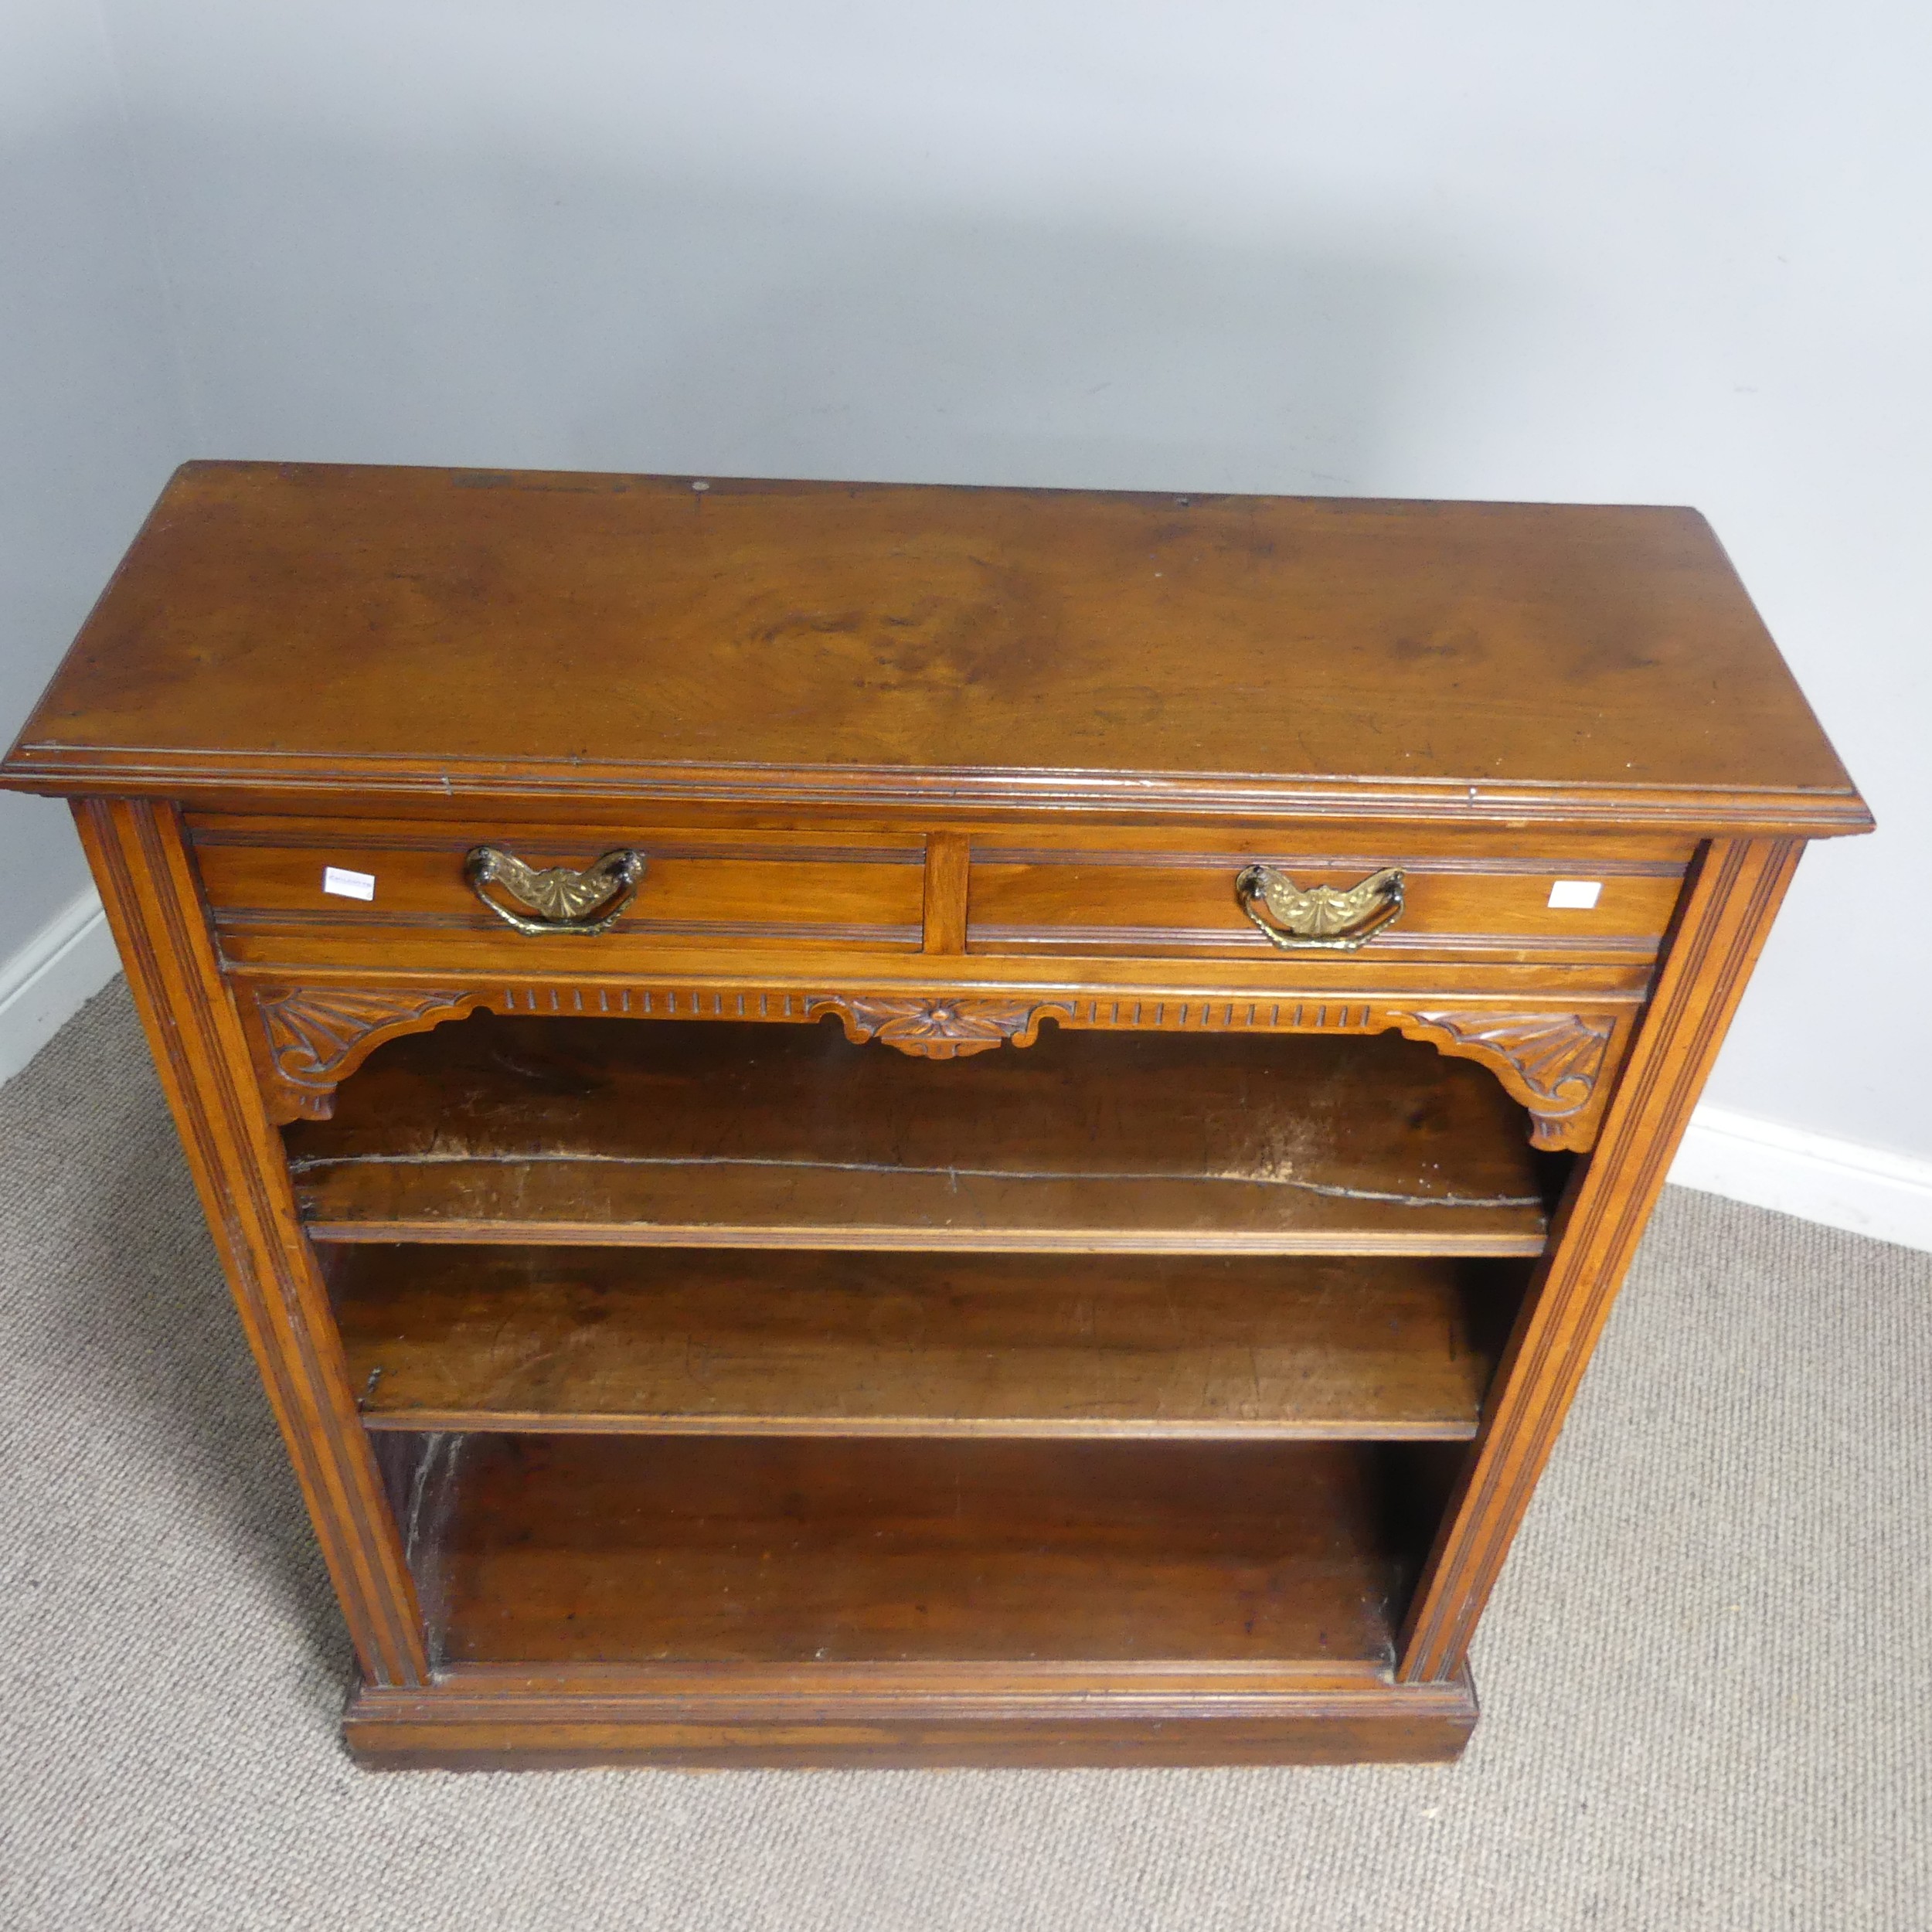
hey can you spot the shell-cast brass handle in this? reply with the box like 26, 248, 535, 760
464, 846, 646, 936
1234, 864, 1405, 951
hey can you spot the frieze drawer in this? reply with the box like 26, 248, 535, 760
965, 838, 1695, 965
188, 815, 929, 964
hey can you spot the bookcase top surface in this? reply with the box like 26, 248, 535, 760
2, 461, 1867, 831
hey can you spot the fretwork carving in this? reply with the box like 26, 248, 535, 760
236, 978, 1628, 1146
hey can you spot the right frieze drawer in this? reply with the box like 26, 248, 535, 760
962, 834, 1694, 966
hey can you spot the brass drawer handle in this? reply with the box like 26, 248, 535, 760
1233, 864, 1405, 951
464, 846, 646, 935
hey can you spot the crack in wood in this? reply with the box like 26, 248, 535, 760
284, 1148, 1541, 1209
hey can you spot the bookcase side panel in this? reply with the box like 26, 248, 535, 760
1398, 835, 1804, 1682
76, 798, 428, 1686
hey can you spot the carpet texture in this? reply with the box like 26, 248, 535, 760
2, 982, 1927, 1930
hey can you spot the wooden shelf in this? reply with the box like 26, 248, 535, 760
403, 1433, 1440, 1668
289, 1015, 1549, 1253
335, 1246, 1521, 1440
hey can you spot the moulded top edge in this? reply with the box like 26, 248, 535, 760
0, 742, 1876, 838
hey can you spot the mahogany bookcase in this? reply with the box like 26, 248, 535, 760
1, 464, 1869, 1766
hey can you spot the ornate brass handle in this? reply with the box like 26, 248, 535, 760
1233, 864, 1405, 951
464, 846, 646, 936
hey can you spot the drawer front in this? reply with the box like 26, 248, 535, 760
188, 816, 927, 957
968, 841, 1693, 965
196, 813, 1675, 1155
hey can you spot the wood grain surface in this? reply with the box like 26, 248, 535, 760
342, 1665, 1481, 1769
1399, 836, 1806, 1681
287, 1015, 1554, 1252
3, 463, 1869, 832
332, 1245, 1524, 1438
73, 801, 428, 1685
192, 818, 928, 952
968, 850, 1685, 964
182, 808, 1685, 967
413, 1434, 1430, 1668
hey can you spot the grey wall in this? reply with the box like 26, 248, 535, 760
6, 1, 1927, 1157
0, 0, 194, 937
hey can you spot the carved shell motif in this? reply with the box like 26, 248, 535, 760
810, 995, 1073, 1060
1394, 1009, 1615, 1141
1421, 1013, 1609, 1108
257, 987, 471, 1090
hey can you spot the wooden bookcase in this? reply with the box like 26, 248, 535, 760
2, 464, 1869, 1766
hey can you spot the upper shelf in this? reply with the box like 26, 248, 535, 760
287, 1015, 1553, 1253
2, 463, 1868, 835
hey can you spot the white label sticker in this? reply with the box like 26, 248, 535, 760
322, 866, 376, 902
1547, 879, 1602, 910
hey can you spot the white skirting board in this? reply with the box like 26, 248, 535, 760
1667, 1106, 1932, 1255
0, 891, 1925, 1253
0, 888, 121, 1090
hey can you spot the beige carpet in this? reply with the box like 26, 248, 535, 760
2, 982, 1927, 1930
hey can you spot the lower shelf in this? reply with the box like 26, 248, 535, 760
362, 1430, 1470, 1767
392, 1432, 1453, 1671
